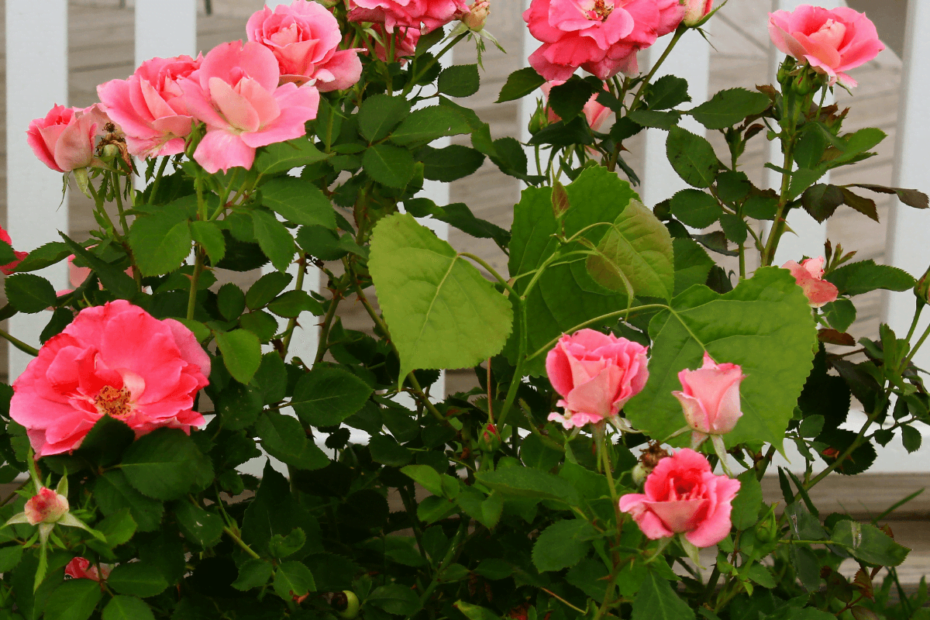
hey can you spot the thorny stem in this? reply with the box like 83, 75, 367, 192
223, 526, 261, 560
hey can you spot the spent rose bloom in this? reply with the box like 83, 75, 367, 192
247, 1, 362, 91
348, 0, 470, 34
97, 54, 202, 158
180, 41, 320, 173
523, 0, 684, 82
372, 24, 420, 63
672, 352, 745, 447
768, 6, 884, 88
546, 329, 649, 430
11, 300, 211, 457
540, 81, 612, 131
0, 226, 28, 276
782, 256, 839, 308
682, 0, 713, 27
65, 557, 110, 581
619, 449, 740, 548
27, 104, 101, 173
24, 487, 70, 526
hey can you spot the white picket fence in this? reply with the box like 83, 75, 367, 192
5, 0, 929, 470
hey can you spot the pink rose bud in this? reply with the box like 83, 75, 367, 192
24, 487, 70, 526
768, 6, 884, 88
619, 449, 740, 548
0, 225, 28, 276
682, 0, 713, 27
26, 104, 100, 173
672, 352, 745, 447
349, 0, 471, 35
782, 256, 839, 308
462, 0, 490, 30
65, 557, 109, 581
546, 329, 649, 430
540, 81, 612, 132
477, 423, 501, 453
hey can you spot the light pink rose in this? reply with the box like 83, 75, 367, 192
372, 24, 420, 63
782, 256, 839, 308
523, 0, 682, 81
180, 41, 320, 174
348, 0, 470, 34
247, 1, 362, 91
546, 329, 649, 430
672, 352, 745, 447
0, 226, 28, 276
11, 300, 211, 457
461, 0, 489, 31
65, 557, 110, 581
27, 104, 101, 172
97, 55, 202, 158
24, 487, 70, 526
768, 6, 884, 88
540, 81, 612, 131
682, 0, 713, 27
619, 448, 740, 548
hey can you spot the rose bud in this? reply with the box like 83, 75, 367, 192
462, 0, 490, 31
672, 352, 745, 449
477, 423, 501, 453
24, 487, 69, 526
782, 256, 839, 308
682, 0, 713, 27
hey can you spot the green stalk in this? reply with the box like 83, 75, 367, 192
147, 156, 170, 200
0, 329, 39, 357
280, 252, 309, 359
629, 25, 687, 111
186, 250, 205, 321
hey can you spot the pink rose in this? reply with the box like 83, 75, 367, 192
682, 0, 713, 27
523, 0, 681, 81
372, 24, 420, 63
27, 104, 101, 173
180, 41, 320, 174
768, 6, 884, 88
782, 256, 839, 308
247, 1, 362, 91
11, 300, 211, 457
24, 487, 70, 526
546, 329, 649, 430
540, 81, 612, 132
672, 352, 745, 447
619, 449, 740, 548
348, 0, 470, 34
0, 226, 28, 276
97, 55, 202, 158
65, 557, 110, 581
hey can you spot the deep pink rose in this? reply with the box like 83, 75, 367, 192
546, 329, 649, 430
372, 24, 420, 63
11, 300, 211, 457
782, 256, 839, 308
523, 0, 681, 81
540, 81, 612, 131
672, 352, 745, 446
97, 55, 202, 158
682, 0, 713, 27
768, 6, 883, 88
24, 487, 70, 526
348, 0, 470, 34
27, 104, 101, 172
65, 557, 109, 581
247, 0, 362, 91
619, 449, 740, 547
181, 41, 320, 174
0, 226, 28, 276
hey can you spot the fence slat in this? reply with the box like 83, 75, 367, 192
885, 0, 930, 368
135, 0, 197, 66
6, 0, 69, 381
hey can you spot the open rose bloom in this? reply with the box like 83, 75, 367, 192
10, 300, 210, 457
782, 256, 839, 308
619, 449, 740, 548
768, 5, 884, 88
546, 329, 649, 430
349, 0, 470, 33
27, 105, 102, 173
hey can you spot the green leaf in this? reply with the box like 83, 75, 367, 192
626, 268, 817, 449
823, 298, 857, 333
671, 189, 721, 228
291, 366, 373, 427
455, 602, 502, 620
666, 127, 719, 188
363, 144, 416, 189
0, 545, 24, 572
368, 584, 421, 616
255, 411, 329, 470
121, 428, 214, 501
190, 221, 226, 264
297, 225, 367, 261
59, 233, 137, 299
128, 207, 192, 276
632, 571, 696, 620
232, 559, 274, 591
548, 77, 596, 121
43, 579, 103, 620
260, 177, 336, 228
95, 508, 137, 547
358, 94, 411, 142
497, 67, 545, 103
902, 426, 922, 453
476, 467, 580, 506
215, 329, 263, 384
267, 290, 323, 319
369, 213, 513, 381
831, 521, 909, 566
102, 596, 155, 620
532, 519, 598, 572
390, 106, 471, 146
13, 241, 70, 273
826, 260, 915, 296
107, 562, 170, 597
217, 283, 246, 320
731, 471, 763, 530
94, 470, 164, 532
646, 75, 691, 110
404, 198, 508, 247
173, 501, 223, 548
250, 209, 295, 272
743, 563, 776, 588
629, 110, 680, 130
401, 464, 445, 496
418, 144, 486, 182
673, 238, 714, 295
438, 64, 480, 98
690, 88, 771, 129
585, 198, 675, 300
216, 381, 263, 430
5, 274, 57, 314
255, 139, 330, 176
246, 272, 292, 309
368, 434, 413, 467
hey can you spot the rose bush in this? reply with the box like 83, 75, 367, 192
0, 2, 925, 619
